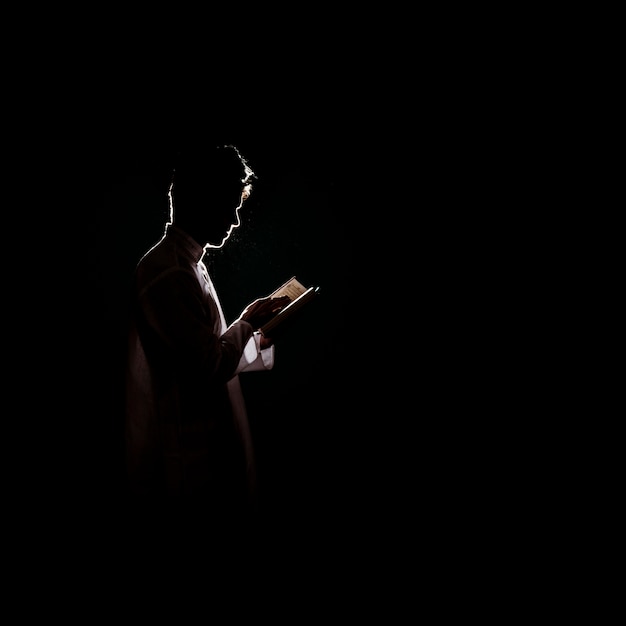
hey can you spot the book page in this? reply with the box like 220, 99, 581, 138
269, 276, 307, 302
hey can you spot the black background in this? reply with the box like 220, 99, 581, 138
4, 16, 548, 581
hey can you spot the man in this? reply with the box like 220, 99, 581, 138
124, 143, 289, 514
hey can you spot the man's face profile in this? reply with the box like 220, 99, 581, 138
207, 177, 253, 249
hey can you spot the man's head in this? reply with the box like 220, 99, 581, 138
169, 144, 256, 248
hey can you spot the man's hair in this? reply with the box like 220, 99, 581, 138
171, 144, 255, 196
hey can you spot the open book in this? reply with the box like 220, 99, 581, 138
260, 276, 320, 336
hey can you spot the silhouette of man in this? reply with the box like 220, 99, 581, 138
124, 143, 289, 515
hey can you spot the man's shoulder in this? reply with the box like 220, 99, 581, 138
136, 238, 197, 289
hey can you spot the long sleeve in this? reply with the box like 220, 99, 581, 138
235, 332, 275, 374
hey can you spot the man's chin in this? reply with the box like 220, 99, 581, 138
205, 233, 231, 249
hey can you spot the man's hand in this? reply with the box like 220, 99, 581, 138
237, 295, 290, 331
